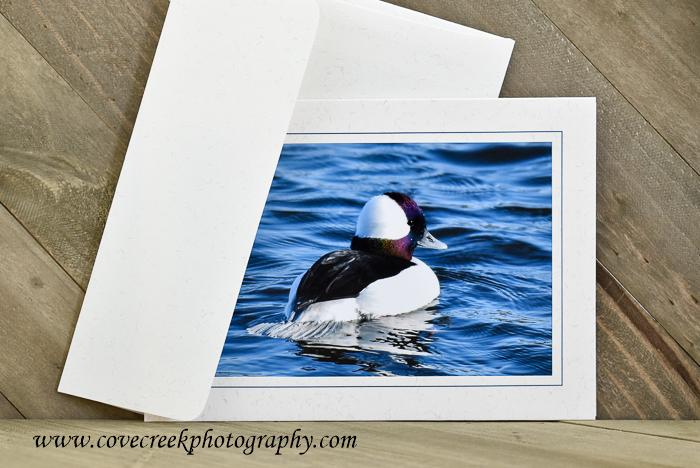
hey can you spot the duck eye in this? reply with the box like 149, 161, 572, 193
408, 219, 414, 226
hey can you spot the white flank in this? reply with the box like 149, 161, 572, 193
356, 258, 440, 317
285, 273, 361, 322
293, 298, 361, 322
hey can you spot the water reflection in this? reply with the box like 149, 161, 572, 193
249, 304, 441, 362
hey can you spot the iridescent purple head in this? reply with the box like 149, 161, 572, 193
350, 192, 447, 260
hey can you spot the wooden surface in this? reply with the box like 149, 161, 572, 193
0, 205, 136, 420
0, 0, 697, 420
536, 0, 700, 170
0, 421, 698, 467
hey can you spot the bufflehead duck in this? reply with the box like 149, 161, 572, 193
285, 192, 447, 322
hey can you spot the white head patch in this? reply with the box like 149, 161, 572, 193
355, 195, 409, 240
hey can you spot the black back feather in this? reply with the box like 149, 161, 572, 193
294, 250, 415, 314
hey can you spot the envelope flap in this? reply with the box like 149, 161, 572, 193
59, 0, 320, 419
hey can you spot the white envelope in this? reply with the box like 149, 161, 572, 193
59, 0, 514, 420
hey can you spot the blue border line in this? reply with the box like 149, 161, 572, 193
216, 131, 564, 389
561, 130, 564, 386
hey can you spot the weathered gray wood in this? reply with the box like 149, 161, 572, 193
391, 0, 700, 373
0, 204, 137, 418
0, 0, 168, 143
534, 0, 700, 172
0, 392, 22, 419
0, 12, 125, 288
0, 421, 698, 467
0, 10, 136, 418
596, 263, 699, 419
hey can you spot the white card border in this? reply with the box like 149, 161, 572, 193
150, 98, 595, 421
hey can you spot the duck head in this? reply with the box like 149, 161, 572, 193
350, 192, 447, 260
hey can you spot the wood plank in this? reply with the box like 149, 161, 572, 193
596, 263, 699, 419
0, 10, 134, 418
0, 12, 125, 288
0, 392, 23, 419
567, 420, 700, 443
534, 0, 700, 172
0, 421, 698, 467
0, 0, 168, 143
0, 204, 138, 418
390, 0, 700, 372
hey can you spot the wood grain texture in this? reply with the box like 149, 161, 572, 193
534, 0, 700, 172
0, 421, 698, 467
0, 393, 22, 419
0, 12, 126, 288
391, 0, 700, 374
596, 263, 699, 419
0, 205, 137, 419
0, 0, 168, 143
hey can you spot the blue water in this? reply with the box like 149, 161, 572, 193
217, 142, 552, 377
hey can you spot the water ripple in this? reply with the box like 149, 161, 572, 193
218, 142, 552, 377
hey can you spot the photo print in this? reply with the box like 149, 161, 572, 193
217, 141, 553, 378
